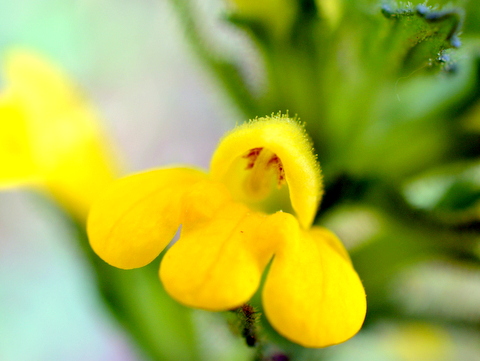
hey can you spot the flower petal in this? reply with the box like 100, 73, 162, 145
0, 93, 38, 188
160, 181, 276, 310
88, 167, 207, 269
210, 114, 322, 229
262, 212, 366, 348
4, 49, 119, 218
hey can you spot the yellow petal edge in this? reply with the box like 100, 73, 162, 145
161, 181, 277, 310
262, 212, 367, 347
88, 167, 207, 269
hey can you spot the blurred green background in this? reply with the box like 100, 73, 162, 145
3, 0, 480, 360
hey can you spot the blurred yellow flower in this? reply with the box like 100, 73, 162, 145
88, 114, 366, 347
0, 50, 118, 220
384, 322, 454, 361
316, 0, 343, 28
227, 0, 298, 39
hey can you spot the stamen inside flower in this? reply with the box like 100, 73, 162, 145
217, 146, 292, 215
242, 147, 286, 201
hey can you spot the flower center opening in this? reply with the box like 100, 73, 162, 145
217, 146, 293, 215
242, 147, 286, 200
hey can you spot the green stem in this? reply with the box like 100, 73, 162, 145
168, 0, 259, 118
233, 304, 261, 349
69, 218, 201, 361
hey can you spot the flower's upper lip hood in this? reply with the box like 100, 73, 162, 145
210, 115, 323, 229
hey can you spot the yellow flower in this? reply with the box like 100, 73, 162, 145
0, 50, 118, 219
87, 114, 366, 347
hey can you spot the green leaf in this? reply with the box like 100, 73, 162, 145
381, 3, 463, 74
403, 161, 480, 224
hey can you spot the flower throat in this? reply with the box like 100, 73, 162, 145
242, 147, 286, 201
